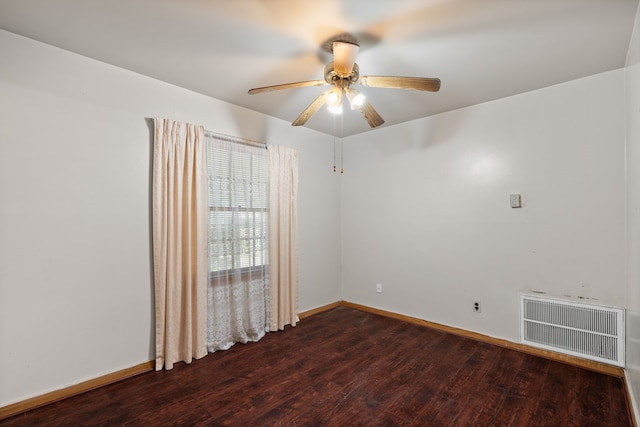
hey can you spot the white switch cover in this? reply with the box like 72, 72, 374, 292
510, 194, 522, 208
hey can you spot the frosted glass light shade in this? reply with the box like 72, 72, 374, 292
325, 87, 343, 114
346, 89, 365, 109
332, 41, 359, 77
325, 87, 342, 107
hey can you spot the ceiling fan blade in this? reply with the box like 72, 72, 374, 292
359, 100, 385, 128
248, 80, 326, 95
292, 93, 327, 126
358, 76, 441, 92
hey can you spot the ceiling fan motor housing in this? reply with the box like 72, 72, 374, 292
324, 62, 359, 86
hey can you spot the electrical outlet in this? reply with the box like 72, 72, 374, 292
473, 301, 481, 313
376, 283, 382, 293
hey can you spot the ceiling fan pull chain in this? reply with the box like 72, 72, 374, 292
340, 113, 344, 174
332, 135, 336, 172
333, 114, 337, 173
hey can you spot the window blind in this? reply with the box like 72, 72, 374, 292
206, 134, 268, 274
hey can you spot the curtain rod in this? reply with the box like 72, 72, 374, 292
205, 130, 267, 150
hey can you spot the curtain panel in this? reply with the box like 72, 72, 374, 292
268, 145, 300, 330
152, 118, 208, 370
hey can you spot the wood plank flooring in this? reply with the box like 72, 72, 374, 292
1, 306, 633, 426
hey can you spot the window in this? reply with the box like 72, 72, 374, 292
206, 134, 268, 275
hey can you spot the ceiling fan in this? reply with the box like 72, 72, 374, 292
248, 39, 441, 129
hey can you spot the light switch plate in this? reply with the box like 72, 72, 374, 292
510, 193, 522, 208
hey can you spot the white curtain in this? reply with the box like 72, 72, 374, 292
206, 134, 270, 351
268, 145, 300, 330
152, 118, 208, 370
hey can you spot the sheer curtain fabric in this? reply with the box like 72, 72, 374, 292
152, 118, 208, 370
268, 145, 300, 330
206, 134, 270, 351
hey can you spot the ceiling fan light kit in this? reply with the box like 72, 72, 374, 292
326, 86, 343, 107
345, 88, 365, 110
248, 37, 441, 128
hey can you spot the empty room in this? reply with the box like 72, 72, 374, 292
1, 0, 639, 425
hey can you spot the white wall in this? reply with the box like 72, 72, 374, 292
0, 29, 341, 407
341, 70, 626, 343
625, 3, 640, 420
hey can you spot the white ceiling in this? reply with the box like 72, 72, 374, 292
0, 0, 637, 137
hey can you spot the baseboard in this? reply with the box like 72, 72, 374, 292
341, 301, 625, 378
0, 361, 154, 421
299, 301, 342, 319
625, 372, 640, 427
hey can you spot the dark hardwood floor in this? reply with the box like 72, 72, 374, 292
2, 306, 633, 426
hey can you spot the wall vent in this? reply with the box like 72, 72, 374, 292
520, 295, 624, 367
